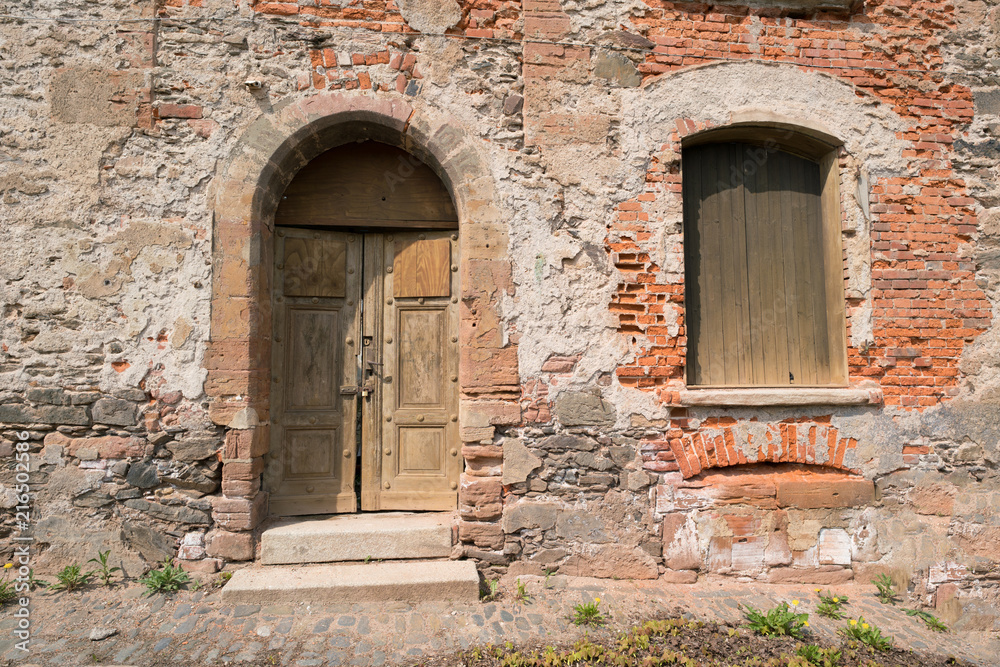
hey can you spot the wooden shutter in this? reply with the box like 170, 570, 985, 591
683, 142, 846, 387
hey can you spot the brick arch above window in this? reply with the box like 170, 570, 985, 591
653, 417, 862, 479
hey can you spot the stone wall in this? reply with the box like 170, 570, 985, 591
0, 0, 998, 628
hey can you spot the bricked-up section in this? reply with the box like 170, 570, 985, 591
208, 93, 518, 561
642, 415, 861, 479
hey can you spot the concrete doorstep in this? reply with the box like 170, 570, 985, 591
260, 512, 455, 565
221, 559, 480, 604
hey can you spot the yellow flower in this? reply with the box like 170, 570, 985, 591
862, 623, 869, 630
850, 619, 858, 626
814, 588, 821, 592
803, 621, 809, 627
3, 563, 12, 569
791, 600, 799, 606
833, 597, 839, 603
595, 597, 600, 604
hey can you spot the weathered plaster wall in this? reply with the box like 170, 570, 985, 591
0, 0, 998, 628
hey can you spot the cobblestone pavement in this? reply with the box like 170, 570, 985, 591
2, 573, 997, 666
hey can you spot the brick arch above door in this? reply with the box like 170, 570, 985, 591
204, 92, 518, 558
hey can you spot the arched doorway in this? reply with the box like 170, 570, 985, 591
266, 141, 461, 516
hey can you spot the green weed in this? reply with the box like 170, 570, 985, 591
514, 578, 531, 604
797, 644, 842, 666
841, 616, 893, 651
139, 560, 191, 594
571, 597, 604, 626
905, 608, 948, 632
813, 588, 849, 620
49, 564, 94, 592
872, 574, 899, 605
741, 601, 809, 639
87, 550, 122, 587
481, 577, 500, 602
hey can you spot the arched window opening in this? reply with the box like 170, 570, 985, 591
682, 127, 847, 388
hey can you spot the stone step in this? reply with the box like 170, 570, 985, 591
260, 512, 455, 565
221, 560, 480, 604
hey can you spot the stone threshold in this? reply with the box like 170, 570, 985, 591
677, 386, 882, 407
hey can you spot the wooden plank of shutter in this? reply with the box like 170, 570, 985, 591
718, 145, 742, 385
744, 144, 772, 385
682, 149, 704, 385
804, 164, 832, 384
764, 150, 791, 387
777, 153, 803, 386
700, 146, 725, 385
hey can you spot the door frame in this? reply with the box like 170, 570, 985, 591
207, 94, 517, 557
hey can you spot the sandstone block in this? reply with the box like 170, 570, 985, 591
501, 438, 541, 484
818, 528, 852, 565
662, 514, 701, 571
222, 457, 266, 481
767, 566, 854, 585
461, 476, 502, 506
206, 529, 255, 561
776, 477, 873, 508
503, 502, 559, 532
560, 545, 658, 580
458, 520, 504, 550
224, 427, 269, 459
553, 388, 616, 427
661, 569, 698, 584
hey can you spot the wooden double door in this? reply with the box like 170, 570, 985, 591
267, 227, 460, 515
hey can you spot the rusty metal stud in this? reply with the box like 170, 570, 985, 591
386, 298, 393, 305
276, 263, 284, 269
384, 449, 392, 456
386, 235, 393, 241
386, 336, 393, 343
273, 377, 280, 384
348, 234, 355, 242
451, 375, 458, 382
346, 337, 354, 346
451, 234, 458, 241
386, 266, 393, 273
451, 297, 458, 303
450, 414, 458, 422
343, 449, 351, 458
276, 296, 283, 303
309, 417, 316, 424
306, 485, 315, 493
450, 482, 458, 490
313, 232, 320, 239
417, 414, 425, 422
384, 376, 393, 383
384, 481, 391, 489
450, 448, 458, 457
348, 267, 354, 274
385, 416, 392, 422
277, 229, 285, 237
274, 336, 282, 343
451, 265, 458, 272
417, 297, 424, 304
418, 233, 426, 240
451, 336, 458, 343
347, 299, 354, 306
312, 297, 319, 304
273, 417, 280, 424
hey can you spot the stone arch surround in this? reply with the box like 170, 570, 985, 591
204, 92, 518, 560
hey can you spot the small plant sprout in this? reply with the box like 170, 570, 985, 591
217, 571, 233, 587
87, 550, 122, 587
49, 564, 94, 592
841, 616, 893, 651
0, 563, 17, 604
572, 597, 605, 626
741, 601, 809, 638
514, 578, 531, 604
905, 608, 949, 632
140, 560, 191, 594
797, 644, 842, 667
543, 569, 555, 589
481, 577, 500, 602
814, 589, 849, 620
872, 573, 899, 605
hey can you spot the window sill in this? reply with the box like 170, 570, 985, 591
677, 386, 882, 407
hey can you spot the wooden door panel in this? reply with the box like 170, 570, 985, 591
397, 308, 446, 407
284, 308, 340, 411
268, 228, 360, 516
374, 231, 460, 511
